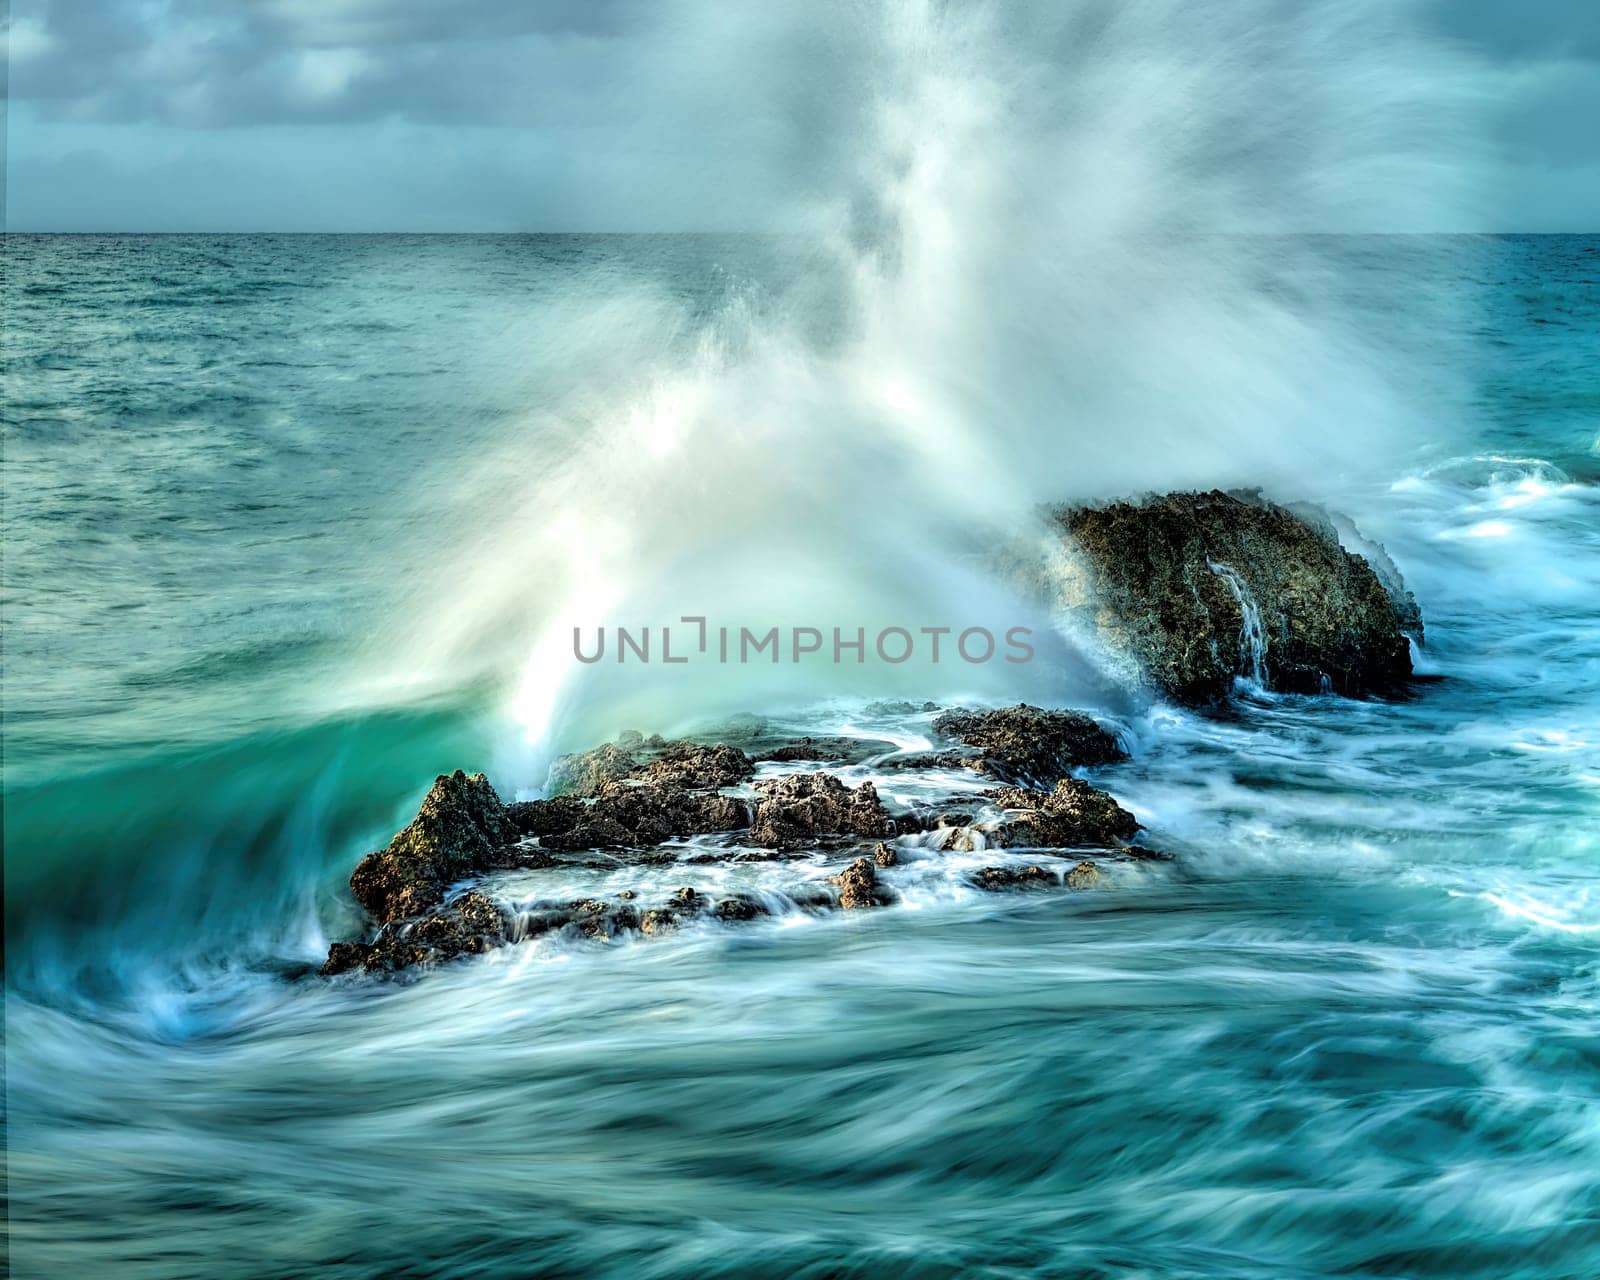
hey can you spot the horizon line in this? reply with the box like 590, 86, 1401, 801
5, 228, 1598, 237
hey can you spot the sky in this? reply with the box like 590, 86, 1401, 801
4, 0, 1598, 233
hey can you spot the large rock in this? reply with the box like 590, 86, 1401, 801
932, 704, 1126, 784
983, 778, 1139, 848
349, 771, 516, 925
747, 773, 894, 849
1058, 490, 1418, 704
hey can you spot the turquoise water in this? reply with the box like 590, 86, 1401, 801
4, 234, 1599, 1277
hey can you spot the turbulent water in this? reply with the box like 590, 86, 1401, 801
4, 229, 1599, 1279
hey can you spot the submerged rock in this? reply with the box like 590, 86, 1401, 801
1058, 490, 1418, 703
1064, 860, 1101, 889
747, 773, 894, 849
983, 778, 1139, 848
970, 859, 1101, 893
932, 705, 1126, 785
349, 771, 517, 925
971, 864, 1055, 891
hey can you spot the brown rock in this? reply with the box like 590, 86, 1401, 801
747, 773, 894, 849
834, 857, 879, 909
971, 864, 1055, 891
1065, 861, 1101, 889
1058, 490, 1419, 703
932, 705, 1126, 786
349, 771, 515, 925
984, 778, 1139, 849
322, 889, 507, 975
873, 843, 899, 868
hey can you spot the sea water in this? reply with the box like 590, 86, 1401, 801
3, 233, 1599, 1278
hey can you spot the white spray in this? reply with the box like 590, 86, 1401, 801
372, 0, 1489, 783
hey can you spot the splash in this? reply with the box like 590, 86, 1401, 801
375, 0, 1488, 780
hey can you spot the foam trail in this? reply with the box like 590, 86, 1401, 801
375, 0, 1488, 778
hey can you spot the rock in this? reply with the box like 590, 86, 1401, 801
747, 773, 894, 849
546, 738, 754, 797
631, 741, 754, 790
589, 783, 748, 848
1065, 860, 1101, 889
873, 842, 899, 868
1058, 490, 1417, 703
984, 778, 1139, 848
322, 890, 507, 975
833, 857, 880, 909
349, 771, 516, 925
971, 864, 1055, 891
716, 894, 768, 922
548, 742, 640, 796
566, 897, 641, 939
761, 736, 899, 764
640, 908, 678, 936
932, 705, 1126, 785
511, 783, 750, 851
876, 748, 988, 773
505, 795, 585, 837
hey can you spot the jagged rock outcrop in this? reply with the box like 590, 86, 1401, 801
1057, 490, 1418, 703
982, 778, 1139, 848
348, 771, 517, 925
931, 705, 1126, 784
747, 773, 894, 849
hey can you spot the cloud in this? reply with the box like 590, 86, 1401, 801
5, 0, 1598, 230
7, 0, 648, 127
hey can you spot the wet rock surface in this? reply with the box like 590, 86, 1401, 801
760, 736, 899, 764
548, 737, 755, 796
349, 771, 518, 925
983, 778, 1140, 849
322, 889, 508, 975
832, 857, 883, 909
931, 705, 1126, 784
325, 715, 1157, 977
1058, 489, 1418, 703
970, 859, 1101, 893
747, 773, 895, 849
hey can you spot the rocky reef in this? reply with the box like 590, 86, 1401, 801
1057, 489, 1420, 703
320, 489, 1427, 977
321, 709, 1146, 977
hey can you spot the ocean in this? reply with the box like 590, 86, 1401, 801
3, 232, 1599, 1278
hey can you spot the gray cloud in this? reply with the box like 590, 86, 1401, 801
5, 0, 1598, 231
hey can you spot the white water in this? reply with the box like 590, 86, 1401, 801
364, 0, 1491, 789
1208, 560, 1271, 690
